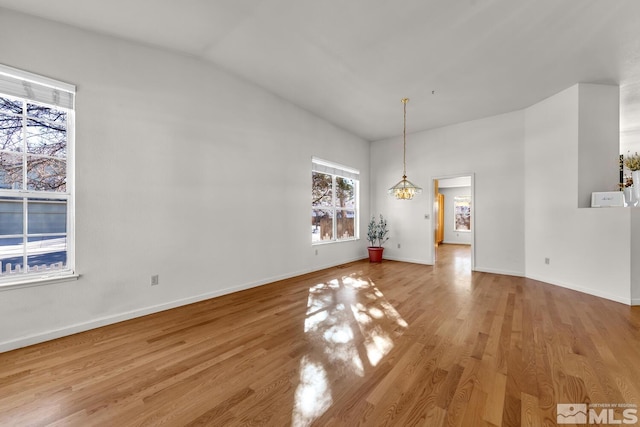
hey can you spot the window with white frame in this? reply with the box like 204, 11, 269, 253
0, 64, 75, 285
312, 157, 359, 243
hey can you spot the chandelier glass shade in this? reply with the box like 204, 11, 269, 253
388, 98, 422, 200
389, 175, 422, 200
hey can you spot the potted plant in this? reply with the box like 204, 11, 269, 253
624, 151, 640, 202
367, 215, 389, 262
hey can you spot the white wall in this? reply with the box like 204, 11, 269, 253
631, 209, 640, 305
620, 81, 640, 157
371, 110, 525, 276
524, 84, 633, 304
578, 85, 620, 207
439, 186, 472, 245
0, 9, 370, 351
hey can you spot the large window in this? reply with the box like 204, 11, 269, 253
0, 64, 75, 285
312, 158, 359, 243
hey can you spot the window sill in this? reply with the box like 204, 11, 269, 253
312, 238, 360, 246
0, 273, 80, 291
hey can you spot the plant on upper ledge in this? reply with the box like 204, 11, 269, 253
624, 152, 640, 171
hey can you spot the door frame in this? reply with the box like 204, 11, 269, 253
431, 172, 475, 270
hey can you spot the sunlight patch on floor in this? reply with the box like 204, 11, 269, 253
292, 355, 333, 427
292, 272, 408, 425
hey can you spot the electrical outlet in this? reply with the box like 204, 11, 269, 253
397, 243, 401, 249
544, 258, 550, 265
315, 249, 318, 255
151, 274, 159, 286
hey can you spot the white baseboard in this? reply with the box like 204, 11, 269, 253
382, 255, 433, 266
0, 256, 365, 353
473, 267, 524, 277
525, 273, 632, 306
450, 266, 634, 306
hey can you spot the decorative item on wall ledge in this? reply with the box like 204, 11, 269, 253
367, 215, 389, 263
591, 191, 624, 207
620, 173, 636, 206
619, 154, 624, 189
623, 151, 640, 205
621, 175, 636, 207
388, 98, 422, 200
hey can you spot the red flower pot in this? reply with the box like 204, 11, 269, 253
367, 247, 384, 263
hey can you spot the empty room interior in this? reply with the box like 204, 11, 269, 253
1, 1, 640, 426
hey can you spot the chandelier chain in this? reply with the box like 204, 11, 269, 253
402, 98, 408, 177
388, 97, 422, 200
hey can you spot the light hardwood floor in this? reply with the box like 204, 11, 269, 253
1, 244, 639, 426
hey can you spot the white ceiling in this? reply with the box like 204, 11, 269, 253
3, 0, 640, 143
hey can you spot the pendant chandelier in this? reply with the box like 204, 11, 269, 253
388, 98, 422, 200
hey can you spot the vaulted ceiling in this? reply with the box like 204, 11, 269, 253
2, 0, 640, 143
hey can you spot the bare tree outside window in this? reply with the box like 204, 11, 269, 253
0, 97, 67, 191
312, 168, 357, 243
0, 95, 69, 277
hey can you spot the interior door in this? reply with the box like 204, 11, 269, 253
436, 193, 444, 245
434, 180, 444, 249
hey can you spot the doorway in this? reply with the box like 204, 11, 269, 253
432, 174, 475, 270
